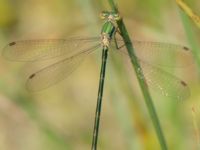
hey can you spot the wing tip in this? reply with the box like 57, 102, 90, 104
2, 42, 16, 59
180, 80, 187, 87
183, 46, 190, 51
29, 73, 36, 79
9, 42, 16, 46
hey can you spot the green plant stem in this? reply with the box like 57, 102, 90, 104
108, 0, 168, 149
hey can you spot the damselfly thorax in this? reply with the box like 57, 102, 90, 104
100, 11, 121, 49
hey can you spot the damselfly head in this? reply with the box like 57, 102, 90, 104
100, 11, 121, 21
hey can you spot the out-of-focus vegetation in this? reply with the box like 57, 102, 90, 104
0, 0, 200, 150
176, 0, 200, 78
176, 0, 200, 28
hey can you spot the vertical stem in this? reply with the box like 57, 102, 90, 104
107, 0, 168, 149
91, 48, 108, 150
117, 20, 168, 150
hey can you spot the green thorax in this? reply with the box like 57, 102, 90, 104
101, 21, 116, 39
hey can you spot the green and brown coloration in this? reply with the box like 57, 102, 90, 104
91, 11, 121, 150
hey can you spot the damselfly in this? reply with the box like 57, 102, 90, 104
2, 11, 192, 150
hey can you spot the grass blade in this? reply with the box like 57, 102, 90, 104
108, 0, 168, 149
176, 0, 200, 28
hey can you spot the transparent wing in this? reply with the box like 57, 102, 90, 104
140, 62, 190, 100
113, 38, 192, 67
114, 43, 190, 100
26, 44, 100, 92
3, 37, 101, 61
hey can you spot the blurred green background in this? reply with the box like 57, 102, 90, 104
0, 0, 200, 149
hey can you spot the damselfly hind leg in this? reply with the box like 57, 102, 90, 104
113, 31, 127, 50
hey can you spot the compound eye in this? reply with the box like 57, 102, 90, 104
100, 13, 106, 19
100, 11, 109, 19
113, 14, 121, 20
